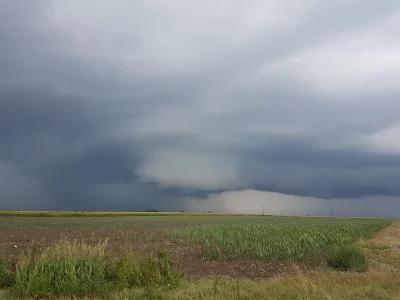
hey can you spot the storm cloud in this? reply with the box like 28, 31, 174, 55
1, 0, 400, 215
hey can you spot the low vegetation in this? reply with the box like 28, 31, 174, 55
109, 274, 400, 300
0, 214, 396, 299
0, 239, 182, 299
327, 244, 367, 272
169, 219, 392, 261
0, 214, 293, 230
0, 210, 238, 217
0, 255, 14, 289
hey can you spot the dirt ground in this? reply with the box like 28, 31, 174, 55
0, 226, 322, 279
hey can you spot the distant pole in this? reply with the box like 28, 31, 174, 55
330, 208, 333, 217
262, 205, 264, 216
182, 203, 185, 213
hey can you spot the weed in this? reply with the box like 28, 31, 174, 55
112, 248, 182, 290
0, 254, 15, 288
327, 244, 367, 272
10, 240, 182, 299
12, 239, 111, 298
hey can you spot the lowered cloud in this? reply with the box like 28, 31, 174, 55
186, 190, 400, 218
1, 0, 400, 214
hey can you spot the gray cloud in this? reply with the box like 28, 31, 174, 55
0, 162, 51, 210
1, 0, 400, 215
186, 190, 400, 218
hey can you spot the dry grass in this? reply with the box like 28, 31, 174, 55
113, 221, 400, 299
0, 220, 398, 299
361, 221, 400, 272
107, 273, 400, 300
1, 239, 182, 299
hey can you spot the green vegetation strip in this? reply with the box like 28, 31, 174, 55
0, 239, 182, 299
0, 210, 242, 217
0, 218, 394, 299
168, 219, 392, 261
0, 214, 355, 230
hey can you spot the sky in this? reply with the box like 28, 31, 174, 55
1, 0, 400, 216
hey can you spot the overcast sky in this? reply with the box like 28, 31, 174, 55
1, 0, 400, 215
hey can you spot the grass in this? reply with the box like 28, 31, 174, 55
0, 213, 390, 230
0, 210, 242, 217
0, 255, 14, 289
3, 268, 400, 300
3, 239, 182, 299
169, 219, 392, 261
111, 248, 182, 291
0, 215, 295, 230
0, 214, 396, 299
108, 274, 400, 300
12, 239, 111, 298
363, 243, 391, 251
327, 244, 367, 272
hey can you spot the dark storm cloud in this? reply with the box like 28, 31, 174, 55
1, 0, 400, 214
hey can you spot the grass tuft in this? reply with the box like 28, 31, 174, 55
0, 254, 15, 289
327, 244, 367, 272
112, 248, 182, 290
12, 239, 111, 298
9, 239, 182, 299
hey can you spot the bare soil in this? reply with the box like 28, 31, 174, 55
0, 227, 323, 279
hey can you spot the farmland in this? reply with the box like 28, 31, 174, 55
0, 214, 323, 230
0, 212, 398, 299
169, 218, 391, 260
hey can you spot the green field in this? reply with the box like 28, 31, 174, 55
0, 213, 397, 299
0, 214, 358, 230
0, 214, 391, 262
169, 218, 392, 261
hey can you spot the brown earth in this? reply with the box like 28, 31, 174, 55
0, 226, 322, 280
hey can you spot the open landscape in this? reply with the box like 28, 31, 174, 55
0, 212, 398, 299
3, 0, 400, 299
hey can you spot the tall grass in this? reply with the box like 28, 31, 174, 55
169, 219, 392, 261
327, 244, 367, 272
8, 239, 182, 299
0, 254, 15, 289
13, 239, 112, 298
112, 249, 181, 290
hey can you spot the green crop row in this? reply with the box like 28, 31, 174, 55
168, 218, 392, 261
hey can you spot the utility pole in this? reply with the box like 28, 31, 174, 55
262, 205, 264, 216
330, 208, 333, 217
